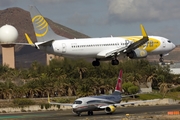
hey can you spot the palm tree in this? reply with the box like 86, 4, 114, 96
0, 80, 16, 100
77, 67, 87, 79
159, 83, 169, 98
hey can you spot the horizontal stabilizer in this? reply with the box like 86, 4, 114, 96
25, 33, 34, 45
38, 40, 54, 46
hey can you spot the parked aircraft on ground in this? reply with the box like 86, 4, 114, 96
48, 70, 156, 116
25, 6, 176, 66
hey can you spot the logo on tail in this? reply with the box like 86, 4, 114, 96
115, 70, 123, 92
32, 15, 48, 37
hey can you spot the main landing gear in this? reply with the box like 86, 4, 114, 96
92, 59, 100, 66
92, 58, 119, 66
77, 112, 81, 116
111, 59, 119, 65
111, 53, 119, 65
88, 111, 94, 115
92, 59, 119, 66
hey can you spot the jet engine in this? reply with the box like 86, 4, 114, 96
127, 48, 147, 59
105, 105, 116, 113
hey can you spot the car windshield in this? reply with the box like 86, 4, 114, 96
73, 100, 82, 104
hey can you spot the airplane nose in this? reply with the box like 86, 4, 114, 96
72, 104, 77, 109
172, 43, 176, 49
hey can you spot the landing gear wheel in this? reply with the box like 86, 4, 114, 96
92, 60, 100, 66
159, 54, 164, 63
88, 111, 93, 115
77, 112, 81, 116
106, 113, 113, 115
111, 59, 119, 65
159, 57, 164, 62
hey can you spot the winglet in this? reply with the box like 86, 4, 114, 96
140, 24, 148, 37
48, 93, 50, 103
25, 33, 34, 45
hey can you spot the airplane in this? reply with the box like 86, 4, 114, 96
24, 6, 176, 66
48, 70, 157, 116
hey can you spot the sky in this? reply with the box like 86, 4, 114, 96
0, 0, 180, 44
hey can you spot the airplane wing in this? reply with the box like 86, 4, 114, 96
47, 94, 73, 106
99, 99, 158, 109
115, 99, 158, 107
97, 46, 127, 58
99, 24, 149, 58
48, 101, 73, 106
123, 24, 148, 53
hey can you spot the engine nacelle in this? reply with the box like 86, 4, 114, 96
105, 105, 116, 113
127, 49, 147, 59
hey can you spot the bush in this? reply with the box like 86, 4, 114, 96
13, 98, 35, 107
44, 103, 51, 110
122, 82, 134, 94
128, 86, 139, 94
21, 109, 26, 112
170, 86, 180, 92
175, 86, 180, 91
40, 104, 44, 109
53, 98, 71, 103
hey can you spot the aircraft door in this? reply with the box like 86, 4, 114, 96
162, 38, 166, 48
62, 43, 66, 53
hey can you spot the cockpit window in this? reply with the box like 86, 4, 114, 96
168, 40, 171, 43
73, 100, 82, 104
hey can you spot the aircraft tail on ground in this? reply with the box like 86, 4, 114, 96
112, 70, 123, 95
29, 6, 66, 42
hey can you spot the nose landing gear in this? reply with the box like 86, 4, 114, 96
159, 54, 164, 63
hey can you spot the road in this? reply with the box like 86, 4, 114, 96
0, 104, 179, 120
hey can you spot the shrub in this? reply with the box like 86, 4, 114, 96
44, 103, 51, 110
53, 98, 71, 103
170, 86, 180, 92
13, 98, 35, 107
57, 105, 60, 109
122, 82, 134, 94
21, 109, 26, 112
175, 86, 180, 91
40, 104, 44, 109
128, 86, 139, 94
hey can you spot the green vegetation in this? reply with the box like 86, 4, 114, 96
51, 97, 74, 103
138, 92, 180, 100
13, 98, 35, 107
138, 93, 164, 100
0, 58, 179, 105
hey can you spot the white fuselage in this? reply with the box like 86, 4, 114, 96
36, 36, 175, 59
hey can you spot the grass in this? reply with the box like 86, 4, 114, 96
137, 92, 180, 100
165, 92, 180, 100
138, 93, 163, 100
